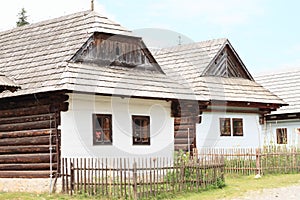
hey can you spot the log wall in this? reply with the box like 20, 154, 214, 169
172, 100, 206, 153
0, 92, 68, 178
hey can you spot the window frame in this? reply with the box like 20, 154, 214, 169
232, 118, 244, 136
276, 128, 287, 144
220, 118, 231, 136
92, 114, 113, 145
132, 115, 150, 145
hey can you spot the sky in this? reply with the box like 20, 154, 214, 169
0, 0, 299, 74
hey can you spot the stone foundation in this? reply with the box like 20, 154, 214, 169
0, 178, 62, 193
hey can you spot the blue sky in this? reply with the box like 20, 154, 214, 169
1, 0, 299, 74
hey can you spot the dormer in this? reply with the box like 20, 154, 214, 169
71, 32, 163, 72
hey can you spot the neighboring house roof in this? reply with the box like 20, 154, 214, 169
0, 72, 20, 92
0, 10, 196, 100
256, 67, 300, 115
153, 39, 285, 105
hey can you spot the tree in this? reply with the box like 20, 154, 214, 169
16, 8, 29, 27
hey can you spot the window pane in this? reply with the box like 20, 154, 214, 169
220, 118, 231, 136
276, 128, 287, 144
93, 114, 112, 145
132, 116, 150, 145
233, 118, 243, 136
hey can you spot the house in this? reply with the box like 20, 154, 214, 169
0, 9, 286, 192
256, 68, 300, 147
153, 39, 286, 149
0, 9, 200, 187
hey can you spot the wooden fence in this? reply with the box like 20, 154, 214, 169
195, 146, 300, 175
61, 156, 225, 199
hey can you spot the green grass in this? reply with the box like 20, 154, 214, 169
172, 173, 300, 200
1, 174, 300, 199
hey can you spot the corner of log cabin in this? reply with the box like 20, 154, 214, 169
0, 91, 69, 178
171, 100, 207, 154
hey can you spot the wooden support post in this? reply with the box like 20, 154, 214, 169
256, 148, 261, 175
133, 161, 137, 200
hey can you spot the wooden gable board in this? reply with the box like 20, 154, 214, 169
71, 32, 164, 73
202, 41, 254, 80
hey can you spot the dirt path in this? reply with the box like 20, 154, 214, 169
232, 184, 300, 200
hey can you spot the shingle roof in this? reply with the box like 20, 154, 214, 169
0, 72, 19, 89
0, 10, 197, 100
153, 39, 285, 104
256, 67, 300, 114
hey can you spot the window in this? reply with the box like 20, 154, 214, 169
220, 118, 243, 136
233, 118, 243, 136
276, 128, 287, 144
220, 118, 231, 136
132, 115, 150, 145
93, 114, 112, 145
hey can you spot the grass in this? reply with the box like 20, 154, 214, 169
0, 174, 300, 199
172, 173, 300, 200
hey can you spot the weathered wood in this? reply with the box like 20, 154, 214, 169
0, 120, 55, 132
0, 153, 57, 164
0, 163, 57, 170
0, 105, 50, 118
0, 170, 53, 178
0, 113, 56, 125
0, 145, 53, 154
0, 135, 54, 146
0, 93, 68, 110
0, 129, 55, 139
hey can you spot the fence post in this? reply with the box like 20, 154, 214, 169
133, 161, 137, 200
70, 162, 74, 195
256, 148, 261, 175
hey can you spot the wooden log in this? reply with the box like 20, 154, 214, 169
0, 153, 57, 164
174, 125, 195, 131
0, 93, 69, 110
0, 105, 50, 118
0, 129, 55, 139
0, 135, 53, 146
0, 163, 57, 170
0, 120, 55, 132
0, 145, 54, 154
0, 170, 54, 178
0, 113, 56, 125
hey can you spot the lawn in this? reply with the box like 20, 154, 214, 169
0, 174, 300, 199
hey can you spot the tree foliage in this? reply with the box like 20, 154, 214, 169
16, 8, 29, 27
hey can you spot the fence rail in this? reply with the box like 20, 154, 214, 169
194, 146, 300, 175
61, 156, 225, 199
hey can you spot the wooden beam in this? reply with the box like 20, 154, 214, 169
0, 145, 53, 154
0, 153, 57, 164
0, 171, 54, 178
0, 135, 53, 146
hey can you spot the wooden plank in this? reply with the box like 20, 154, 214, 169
0, 153, 56, 163
0, 129, 55, 139
0, 170, 52, 178
0, 135, 53, 146
0, 105, 50, 118
0, 120, 55, 132
0, 163, 57, 170
0, 145, 53, 154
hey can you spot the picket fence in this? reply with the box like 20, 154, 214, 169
61, 156, 225, 199
194, 146, 300, 175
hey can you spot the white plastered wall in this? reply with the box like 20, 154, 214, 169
196, 111, 262, 148
60, 93, 174, 158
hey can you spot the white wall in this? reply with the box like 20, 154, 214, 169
264, 120, 300, 147
196, 111, 262, 148
61, 93, 174, 158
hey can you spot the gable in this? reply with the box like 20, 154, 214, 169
203, 45, 254, 80
71, 32, 163, 72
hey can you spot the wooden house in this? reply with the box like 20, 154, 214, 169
0, 10, 200, 184
256, 68, 300, 147
153, 39, 286, 149
0, 9, 286, 192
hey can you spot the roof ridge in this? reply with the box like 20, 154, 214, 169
0, 10, 92, 35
